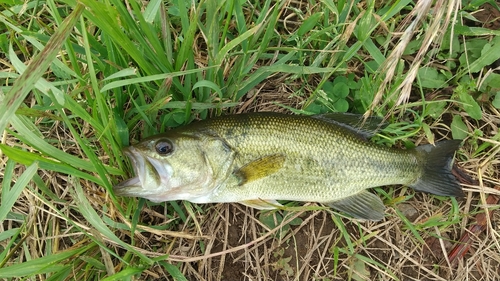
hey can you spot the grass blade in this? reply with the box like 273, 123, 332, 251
0, 3, 85, 133
71, 176, 153, 263
0, 246, 90, 278
0, 161, 37, 223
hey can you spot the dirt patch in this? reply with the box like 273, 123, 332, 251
207, 205, 339, 280
165, 193, 498, 281
475, 3, 500, 30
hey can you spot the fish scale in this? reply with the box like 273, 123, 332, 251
114, 112, 463, 221
197, 114, 416, 199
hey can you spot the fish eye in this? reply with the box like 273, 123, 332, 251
155, 139, 174, 155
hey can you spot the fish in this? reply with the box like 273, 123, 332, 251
114, 112, 463, 221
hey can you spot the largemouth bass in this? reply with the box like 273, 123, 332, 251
114, 112, 463, 221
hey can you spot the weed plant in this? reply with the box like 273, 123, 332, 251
1, 0, 499, 280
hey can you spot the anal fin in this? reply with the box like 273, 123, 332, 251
326, 190, 385, 221
240, 199, 283, 210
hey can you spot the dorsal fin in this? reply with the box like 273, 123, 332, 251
312, 113, 387, 138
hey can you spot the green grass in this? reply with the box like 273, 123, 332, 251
1, 0, 500, 280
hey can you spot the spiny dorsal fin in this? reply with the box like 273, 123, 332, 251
325, 190, 385, 221
234, 154, 286, 185
313, 113, 387, 138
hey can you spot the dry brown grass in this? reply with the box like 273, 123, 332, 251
115, 72, 500, 279
2, 1, 500, 280
369, 0, 461, 116
151, 106, 500, 280
2, 77, 500, 279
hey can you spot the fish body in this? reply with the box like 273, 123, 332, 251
114, 112, 463, 220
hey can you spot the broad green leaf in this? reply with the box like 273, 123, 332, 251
322, 81, 335, 92
480, 73, 500, 89
258, 212, 282, 229
451, 115, 468, 140
0, 72, 19, 79
418, 67, 448, 89
458, 91, 482, 120
460, 38, 488, 56
351, 256, 370, 281
332, 82, 349, 98
304, 102, 328, 114
455, 25, 500, 36
426, 101, 447, 119
469, 36, 500, 73
45, 267, 72, 281
493, 92, 500, 109
333, 99, 349, 112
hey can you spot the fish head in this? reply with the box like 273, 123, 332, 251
114, 132, 234, 203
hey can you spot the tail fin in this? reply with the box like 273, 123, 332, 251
409, 140, 464, 197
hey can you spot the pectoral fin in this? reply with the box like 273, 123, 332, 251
234, 154, 285, 185
326, 190, 385, 221
240, 199, 283, 210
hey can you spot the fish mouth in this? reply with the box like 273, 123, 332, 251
114, 146, 170, 198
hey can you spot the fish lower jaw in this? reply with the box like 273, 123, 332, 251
114, 176, 140, 190
128, 186, 215, 203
